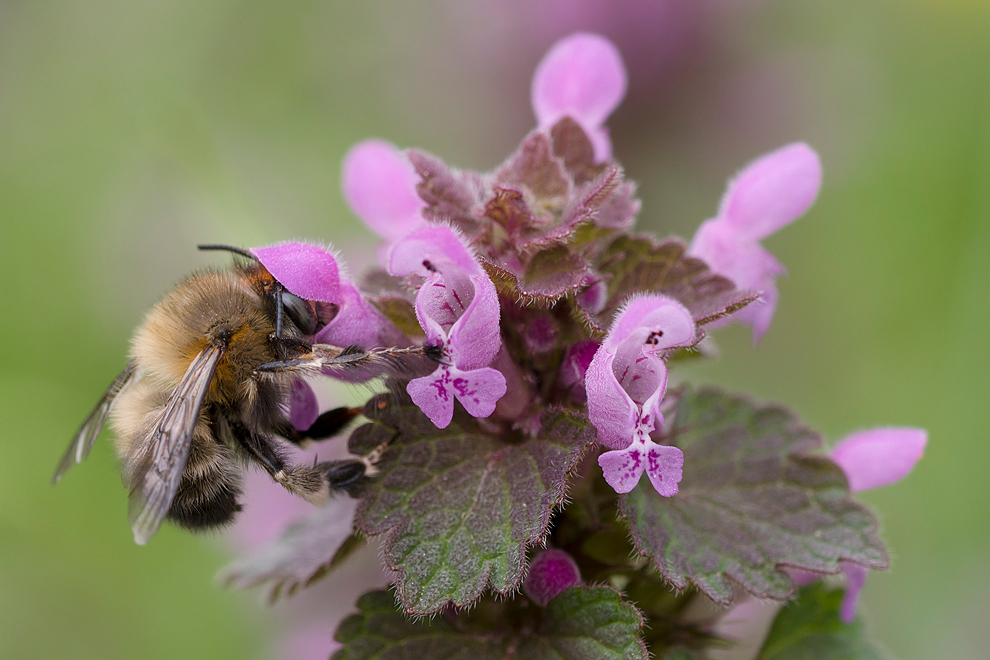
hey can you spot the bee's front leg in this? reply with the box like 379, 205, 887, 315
267, 333, 312, 361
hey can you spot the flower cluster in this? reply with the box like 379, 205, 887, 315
223, 31, 927, 660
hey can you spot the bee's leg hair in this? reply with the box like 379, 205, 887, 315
230, 421, 365, 504
268, 333, 312, 361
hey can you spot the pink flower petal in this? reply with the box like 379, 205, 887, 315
314, 280, 407, 351
831, 427, 928, 493
839, 562, 869, 624
289, 378, 320, 431
524, 549, 582, 606
645, 443, 684, 497
532, 33, 628, 134
586, 348, 639, 449
689, 219, 785, 344
448, 273, 502, 371
251, 242, 341, 303
598, 444, 647, 493
448, 366, 506, 419
341, 139, 425, 242
586, 295, 695, 450
407, 367, 456, 429
390, 226, 502, 372
718, 143, 822, 242
388, 224, 482, 277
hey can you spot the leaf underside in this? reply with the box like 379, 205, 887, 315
620, 386, 888, 605
332, 586, 648, 660
350, 396, 597, 615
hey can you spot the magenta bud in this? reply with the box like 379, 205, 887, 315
524, 549, 582, 606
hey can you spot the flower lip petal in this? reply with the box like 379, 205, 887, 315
341, 139, 425, 242
531, 32, 628, 131
645, 443, 684, 498
251, 242, 340, 303
407, 367, 456, 429
598, 445, 647, 494
718, 142, 822, 242
831, 427, 927, 493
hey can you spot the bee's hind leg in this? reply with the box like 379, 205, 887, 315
229, 420, 368, 503
280, 406, 362, 447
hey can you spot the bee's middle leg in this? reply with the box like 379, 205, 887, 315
230, 421, 366, 504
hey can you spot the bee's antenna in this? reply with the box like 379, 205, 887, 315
197, 244, 257, 260
274, 282, 284, 339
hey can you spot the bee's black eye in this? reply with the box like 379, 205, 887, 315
281, 292, 317, 335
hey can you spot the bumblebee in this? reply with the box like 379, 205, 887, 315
53, 245, 379, 544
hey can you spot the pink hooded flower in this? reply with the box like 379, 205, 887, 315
531, 33, 628, 162
388, 226, 506, 429
585, 295, 696, 496
252, 240, 407, 369
787, 427, 927, 623
688, 143, 822, 343
341, 139, 426, 243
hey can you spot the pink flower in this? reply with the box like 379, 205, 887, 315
585, 295, 696, 496
524, 549, 582, 606
787, 427, 927, 623
252, 241, 407, 384
388, 226, 506, 429
341, 139, 425, 243
252, 241, 341, 304
531, 33, 628, 162
688, 143, 822, 343
830, 427, 926, 622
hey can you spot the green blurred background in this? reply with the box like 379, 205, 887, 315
1, 1, 987, 658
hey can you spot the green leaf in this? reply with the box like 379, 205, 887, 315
332, 586, 648, 660
595, 235, 756, 324
620, 386, 888, 605
757, 583, 894, 660
350, 398, 597, 615
332, 589, 506, 660
517, 586, 648, 660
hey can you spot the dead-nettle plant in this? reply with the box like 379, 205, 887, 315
223, 33, 926, 660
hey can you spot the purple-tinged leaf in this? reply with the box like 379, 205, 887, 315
496, 131, 570, 203
756, 583, 892, 660
596, 235, 756, 325
619, 386, 888, 605
368, 294, 424, 340
349, 397, 596, 615
549, 117, 604, 186
332, 585, 647, 660
407, 150, 486, 232
341, 139, 425, 242
218, 497, 362, 602
521, 245, 590, 299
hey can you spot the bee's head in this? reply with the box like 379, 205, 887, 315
197, 243, 330, 338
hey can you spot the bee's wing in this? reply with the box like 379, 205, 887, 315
53, 362, 139, 484
125, 344, 224, 545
